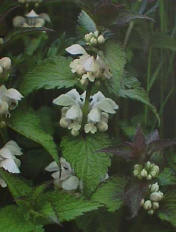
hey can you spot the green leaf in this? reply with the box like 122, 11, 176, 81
119, 75, 160, 123
158, 190, 176, 227
61, 134, 111, 195
19, 56, 76, 96
8, 106, 58, 162
38, 190, 100, 223
151, 32, 176, 51
78, 10, 97, 33
0, 205, 44, 232
0, 169, 32, 199
76, 209, 121, 232
158, 168, 176, 186
103, 41, 126, 95
91, 177, 127, 212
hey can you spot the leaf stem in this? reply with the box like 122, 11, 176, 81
123, 21, 134, 48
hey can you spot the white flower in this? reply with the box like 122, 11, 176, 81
0, 57, 11, 71
0, 176, 7, 188
140, 169, 148, 177
88, 91, 118, 123
0, 85, 23, 115
150, 183, 159, 192
150, 191, 164, 202
152, 202, 159, 209
45, 158, 81, 191
143, 200, 152, 210
0, 141, 23, 173
84, 123, 97, 134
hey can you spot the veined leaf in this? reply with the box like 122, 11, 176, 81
158, 190, 176, 227
104, 41, 126, 95
91, 177, 127, 212
0, 205, 44, 232
19, 56, 76, 96
8, 106, 58, 162
158, 168, 176, 186
0, 169, 32, 199
61, 134, 111, 195
119, 75, 160, 123
38, 190, 100, 223
78, 10, 97, 33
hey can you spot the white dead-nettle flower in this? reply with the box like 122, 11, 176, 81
13, 10, 50, 28
0, 85, 23, 116
85, 31, 106, 45
53, 89, 85, 136
85, 91, 118, 134
0, 57, 11, 76
45, 158, 81, 191
66, 44, 112, 85
0, 141, 23, 177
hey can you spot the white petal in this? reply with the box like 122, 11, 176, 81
45, 161, 59, 172
6, 89, 23, 101
66, 44, 87, 55
4, 140, 22, 156
66, 89, 82, 104
97, 99, 119, 114
0, 85, 8, 98
0, 177, 7, 188
26, 10, 39, 18
66, 105, 82, 120
0, 148, 13, 159
90, 91, 105, 107
0, 158, 20, 173
51, 171, 61, 180
88, 107, 101, 123
61, 176, 80, 191
53, 95, 75, 106
83, 56, 96, 72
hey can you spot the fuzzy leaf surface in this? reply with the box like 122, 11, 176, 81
91, 177, 127, 212
8, 106, 58, 162
20, 56, 76, 96
61, 134, 111, 195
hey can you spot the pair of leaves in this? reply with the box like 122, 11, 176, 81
61, 134, 111, 195
8, 106, 58, 162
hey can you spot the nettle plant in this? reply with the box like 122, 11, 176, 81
0, 0, 176, 232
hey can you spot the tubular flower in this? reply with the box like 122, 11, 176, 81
53, 89, 85, 136
141, 182, 164, 215
85, 91, 118, 134
0, 85, 23, 117
45, 158, 81, 191
66, 44, 112, 85
0, 141, 23, 177
13, 10, 50, 28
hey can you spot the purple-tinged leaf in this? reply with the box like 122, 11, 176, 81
146, 129, 160, 144
99, 147, 132, 161
148, 139, 176, 153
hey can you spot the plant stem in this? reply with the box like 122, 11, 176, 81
123, 21, 134, 48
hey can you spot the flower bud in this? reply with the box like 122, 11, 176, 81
143, 200, 152, 210
0, 57, 11, 70
90, 37, 97, 45
150, 183, 159, 192
134, 164, 142, 170
141, 169, 148, 177
150, 191, 163, 202
97, 121, 108, 132
94, 31, 99, 37
98, 35, 105, 44
150, 170, 157, 177
133, 170, 139, 176
0, 100, 9, 115
140, 198, 145, 206
60, 118, 69, 128
145, 161, 151, 169
85, 33, 92, 42
148, 209, 154, 215
152, 202, 159, 209
71, 129, 79, 136
146, 174, 152, 180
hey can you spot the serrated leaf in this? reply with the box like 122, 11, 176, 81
91, 177, 127, 212
38, 190, 100, 223
158, 168, 176, 186
61, 134, 111, 195
19, 56, 76, 96
0, 205, 44, 232
78, 10, 97, 33
119, 75, 160, 123
8, 106, 58, 162
0, 169, 32, 199
158, 190, 176, 227
76, 209, 121, 232
104, 41, 126, 95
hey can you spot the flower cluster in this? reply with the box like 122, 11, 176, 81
0, 85, 23, 117
0, 57, 11, 77
18, 0, 42, 7
45, 158, 81, 191
85, 31, 105, 45
133, 161, 159, 180
0, 141, 23, 187
66, 44, 112, 85
141, 182, 164, 215
53, 89, 118, 135
13, 10, 50, 28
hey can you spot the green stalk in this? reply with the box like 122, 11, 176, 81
123, 21, 135, 48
